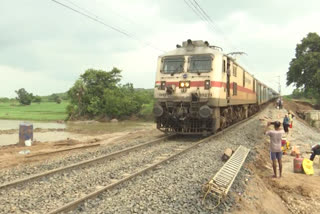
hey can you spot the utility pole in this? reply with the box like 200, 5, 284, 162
277, 75, 281, 96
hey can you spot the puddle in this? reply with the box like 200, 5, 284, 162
0, 120, 65, 130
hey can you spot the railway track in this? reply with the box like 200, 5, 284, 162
0, 135, 202, 214
51, 112, 260, 214
0, 108, 265, 214
0, 135, 171, 189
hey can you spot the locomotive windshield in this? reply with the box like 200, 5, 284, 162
189, 55, 212, 73
162, 57, 184, 74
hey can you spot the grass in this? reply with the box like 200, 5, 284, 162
0, 101, 69, 121
283, 95, 318, 105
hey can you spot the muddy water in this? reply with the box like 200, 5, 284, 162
0, 120, 154, 146
0, 132, 85, 146
0, 120, 65, 130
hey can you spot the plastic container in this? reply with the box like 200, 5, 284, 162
293, 154, 303, 173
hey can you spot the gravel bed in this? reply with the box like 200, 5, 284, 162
73, 110, 267, 214
0, 138, 197, 214
0, 134, 165, 184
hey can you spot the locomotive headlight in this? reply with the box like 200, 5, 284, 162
160, 81, 166, 90
185, 81, 190, 88
179, 81, 190, 88
204, 80, 211, 90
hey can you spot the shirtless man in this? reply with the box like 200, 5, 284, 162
265, 121, 285, 178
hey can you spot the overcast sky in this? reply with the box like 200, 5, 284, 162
1, 0, 320, 97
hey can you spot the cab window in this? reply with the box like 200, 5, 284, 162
189, 55, 212, 73
162, 57, 184, 74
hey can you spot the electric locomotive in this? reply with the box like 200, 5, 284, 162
153, 40, 278, 135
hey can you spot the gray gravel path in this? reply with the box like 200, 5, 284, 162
72, 109, 267, 214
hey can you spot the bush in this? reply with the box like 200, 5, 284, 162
33, 96, 42, 103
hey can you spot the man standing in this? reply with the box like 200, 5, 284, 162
283, 114, 290, 135
265, 121, 285, 178
288, 111, 294, 128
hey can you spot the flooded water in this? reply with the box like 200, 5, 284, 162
0, 119, 154, 146
0, 120, 65, 130
0, 132, 85, 146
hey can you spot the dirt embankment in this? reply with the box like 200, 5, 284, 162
233, 103, 320, 214
0, 128, 162, 169
283, 100, 314, 119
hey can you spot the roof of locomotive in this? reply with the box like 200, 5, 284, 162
159, 40, 278, 93
159, 40, 223, 57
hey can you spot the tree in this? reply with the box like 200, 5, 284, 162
48, 93, 62, 104
67, 67, 154, 120
15, 88, 33, 105
33, 96, 42, 103
55, 97, 62, 104
67, 68, 122, 118
287, 33, 320, 102
102, 83, 141, 118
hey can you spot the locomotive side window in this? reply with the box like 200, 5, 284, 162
233, 66, 237, 77
162, 57, 184, 74
223, 60, 226, 72
243, 71, 245, 87
233, 82, 237, 95
189, 55, 212, 73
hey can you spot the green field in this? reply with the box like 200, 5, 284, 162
0, 101, 69, 121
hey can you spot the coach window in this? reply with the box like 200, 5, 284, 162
188, 55, 212, 73
162, 57, 184, 74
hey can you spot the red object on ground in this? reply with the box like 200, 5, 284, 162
293, 154, 303, 173
281, 139, 286, 146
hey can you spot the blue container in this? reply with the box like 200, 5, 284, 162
19, 123, 33, 145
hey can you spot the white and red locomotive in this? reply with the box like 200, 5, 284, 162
153, 40, 278, 135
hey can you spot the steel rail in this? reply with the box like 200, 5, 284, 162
48, 110, 262, 214
0, 135, 171, 189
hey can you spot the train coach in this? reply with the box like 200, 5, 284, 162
153, 40, 278, 135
